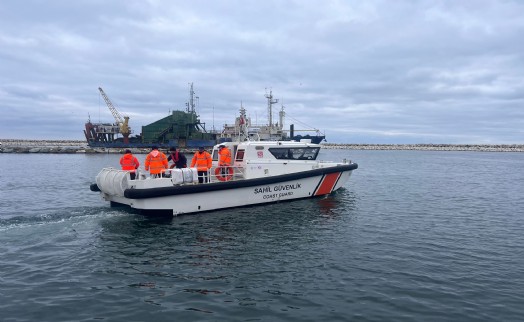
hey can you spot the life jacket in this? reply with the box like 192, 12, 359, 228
120, 153, 139, 173
145, 150, 168, 174
170, 151, 179, 163
169, 151, 187, 169
191, 151, 212, 171
219, 147, 232, 166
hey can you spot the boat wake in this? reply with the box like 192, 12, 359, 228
0, 207, 127, 232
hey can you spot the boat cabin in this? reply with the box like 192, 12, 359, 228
211, 140, 323, 180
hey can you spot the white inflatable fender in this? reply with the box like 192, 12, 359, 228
170, 168, 198, 184
96, 168, 129, 197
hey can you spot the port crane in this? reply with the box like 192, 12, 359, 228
98, 87, 131, 144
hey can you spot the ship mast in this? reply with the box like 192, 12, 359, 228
187, 83, 193, 113
265, 90, 278, 126
279, 105, 285, 129
186, 82, 199, 124
238, 103, 248, 141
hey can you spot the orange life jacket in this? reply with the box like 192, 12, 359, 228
219, 147, 232, 166
191, 151, 212, 171
120, 153, 140, 173
145, 150, 168, 174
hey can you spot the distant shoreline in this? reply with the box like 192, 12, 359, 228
0, 139, 523, 153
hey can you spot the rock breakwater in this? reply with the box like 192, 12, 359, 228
0, 139, 133, 154
1, 139, 523, 153
322, 143, 524, 152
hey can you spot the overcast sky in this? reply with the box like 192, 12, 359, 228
1, 0, 523, 144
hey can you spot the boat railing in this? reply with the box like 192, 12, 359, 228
208, 165, 245, 183
132, 166, 246, 185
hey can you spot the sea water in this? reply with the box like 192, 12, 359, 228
1, 150, 523, 321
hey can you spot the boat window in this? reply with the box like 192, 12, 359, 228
268, 147, 320, 160
255, 146, 264, 150
235, 149, 245, 161
212, 150, 219, 161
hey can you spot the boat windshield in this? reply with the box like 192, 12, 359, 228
268, 147, 320, 160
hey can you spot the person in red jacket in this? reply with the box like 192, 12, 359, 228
120, 149, 140, 180
145, 146, 168, 178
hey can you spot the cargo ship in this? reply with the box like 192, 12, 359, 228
84, 83, 216, 149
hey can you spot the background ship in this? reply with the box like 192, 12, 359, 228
84, 85, 325, 148
218, 90, 326, 144
84, 84, 216, 148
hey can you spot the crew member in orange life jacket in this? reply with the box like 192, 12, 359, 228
218, 144, 232, 178
190, 146, 212, 183
167, 147, 187, 169
120, 149, 140, 180
218, 145, 232, 166
145, 146, 168, 178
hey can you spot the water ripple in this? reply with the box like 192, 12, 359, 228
2, 152, 524, 321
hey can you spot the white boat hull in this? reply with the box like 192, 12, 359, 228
91, 140, 358, 216
93, 166, 355, 215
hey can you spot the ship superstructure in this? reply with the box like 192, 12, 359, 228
84, 83, 216, 148
219, 90, 326, 144
140, 83, 215, 148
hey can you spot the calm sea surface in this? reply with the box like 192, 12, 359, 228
1, 150, 523, 322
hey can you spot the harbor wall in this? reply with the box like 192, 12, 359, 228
1, 139, 523, 153
322, 143, 524, 152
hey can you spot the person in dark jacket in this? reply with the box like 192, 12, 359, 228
167, 147, 187, 169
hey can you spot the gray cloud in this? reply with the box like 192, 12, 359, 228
1, 0, 523, 143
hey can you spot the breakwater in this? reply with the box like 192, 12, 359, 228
322, 143, 524, 152
0, 139, 196, 154
0, 139, 140, 154
1, 139, 523, 153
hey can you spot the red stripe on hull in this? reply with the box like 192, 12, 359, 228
314, 172, 341, 196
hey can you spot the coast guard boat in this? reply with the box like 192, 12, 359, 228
90, 124, 357, 215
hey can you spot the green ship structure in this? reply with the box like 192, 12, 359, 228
84, 83, 216, 148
